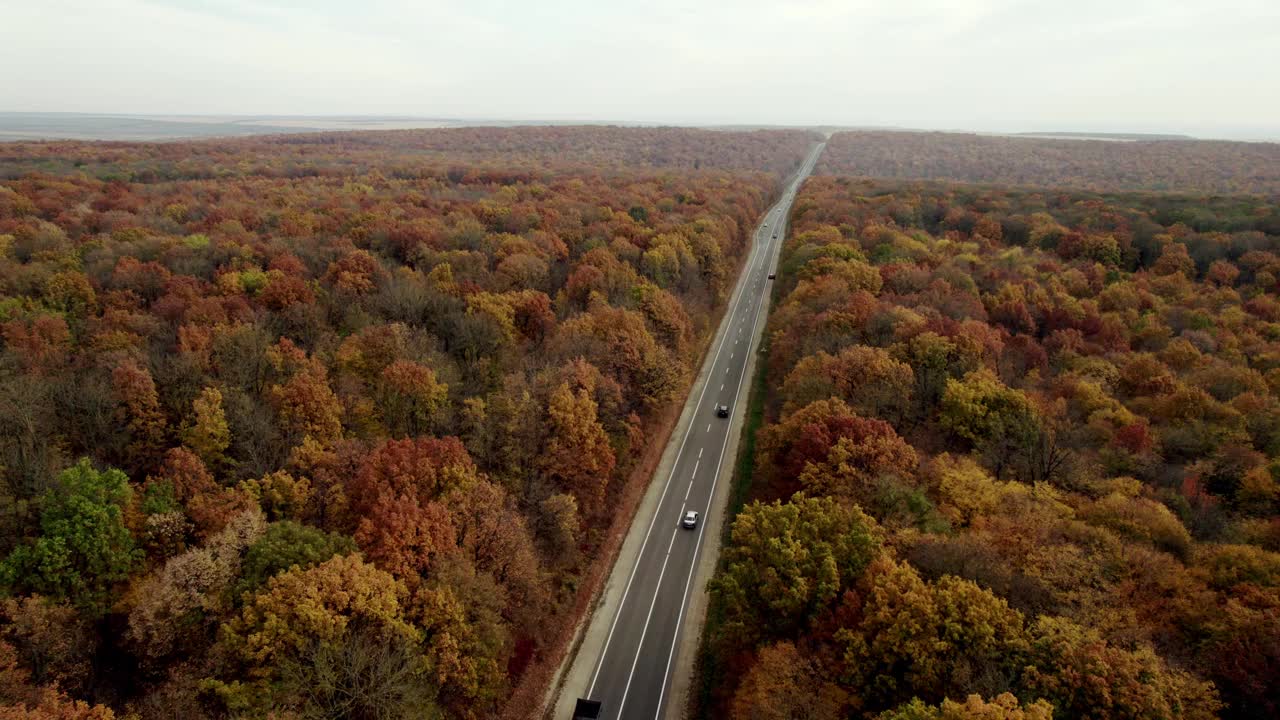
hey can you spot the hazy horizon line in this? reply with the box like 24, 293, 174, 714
1, 110, 1277, 144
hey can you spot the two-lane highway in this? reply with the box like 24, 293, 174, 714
570, 142, 825, 720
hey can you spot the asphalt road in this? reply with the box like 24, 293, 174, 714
578, 142, 825, 720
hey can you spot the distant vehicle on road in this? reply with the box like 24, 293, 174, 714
681, 510, 700, 529
767, 273, 776, 280
715, 404, 730, 418
772, 233, 777, 239
572, 699, 602, 719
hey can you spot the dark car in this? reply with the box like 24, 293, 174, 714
715, 404, 730, 418
767, 273, 776, 280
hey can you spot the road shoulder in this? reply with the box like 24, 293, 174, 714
547, 194, 773, 720
660, 200, 786, 720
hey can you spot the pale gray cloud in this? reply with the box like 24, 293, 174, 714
1, 0, 1277, 138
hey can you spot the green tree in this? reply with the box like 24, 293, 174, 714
836, 558, 1030, 709
877, 694, 1053, 720
233, 521, 357, 599
1022, 616, 1221, 720
940, 370, 1043, 480
712, 494, 880, 647
0, 460, 141, 616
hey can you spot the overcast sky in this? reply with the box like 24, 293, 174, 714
3, 0, 1278, 139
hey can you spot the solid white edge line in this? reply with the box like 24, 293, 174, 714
650, 142, 823, 719
599, 141, 823, 714
651, 239, 770, 719
616, 540, 676, 713
585, 156, 786, 696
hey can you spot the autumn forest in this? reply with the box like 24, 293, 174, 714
701, 165, 1280, 719
0, 126, 1278, 719
0, 126, 813, 718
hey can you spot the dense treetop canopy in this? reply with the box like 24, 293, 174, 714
0, 125, 815, 718
702, 174, 1280, 720
817, 131, 1280, 195
0, 125, 816, 183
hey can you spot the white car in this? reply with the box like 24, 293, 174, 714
681, 510, 700, 529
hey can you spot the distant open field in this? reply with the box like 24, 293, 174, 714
0, 113, 740, 143
818, 130, 1280, 195
0, 113, 467, 141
